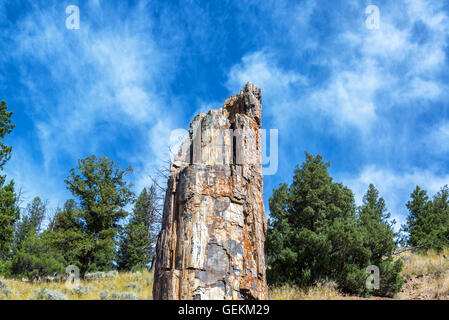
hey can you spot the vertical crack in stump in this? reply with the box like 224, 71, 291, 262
153, 83, 268, 300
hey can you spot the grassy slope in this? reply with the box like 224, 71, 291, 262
1, 248, 449, 300
269, 248, 449, 300
0, 270, 154, 300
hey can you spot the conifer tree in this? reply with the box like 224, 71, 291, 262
118, 185, 161, 271
14, 197, 47, 249
404, 185, 449, 250
0, 100, 19, 273
6, 197, 66, 279
356, 184, 403, 296
62, 155, 134, 275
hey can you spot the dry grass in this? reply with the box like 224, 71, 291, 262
2, 248, 449, 300
397, 248, 449, 300
269, 281, 343, 300
400, 248, 449, 276
270, 249, 449, 300
0, 270, 154, 300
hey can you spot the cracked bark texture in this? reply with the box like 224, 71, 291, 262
153, 83, 268, 300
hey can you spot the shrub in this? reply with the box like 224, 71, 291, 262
32, 288, 68, 300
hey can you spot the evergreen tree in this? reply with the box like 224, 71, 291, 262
0, 101, 15, 168
6, 197, 66, 279
266, 153, 357, 287
403, 186, 431, 247
0, 177, 20, 263
118, 185, 161, 271
0, 100, 19, 273
43, 200, 87, 272
6, 233, 65, 280
356, 184, 403, 296
63, 155, 134, 275
14, 197, 47, 249
404, 185, 449, 250
266, 153, 403, 297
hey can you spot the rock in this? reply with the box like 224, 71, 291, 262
153, 83, 267, 300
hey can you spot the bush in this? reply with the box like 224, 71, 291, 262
32, 288, 68, 300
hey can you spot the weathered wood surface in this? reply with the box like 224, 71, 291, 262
153, 83, 268, 300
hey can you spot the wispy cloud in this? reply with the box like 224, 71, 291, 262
1, 0, 448, 226
224, 0, 449, 222
343, 166, 449, 228
1, 2, 183, 207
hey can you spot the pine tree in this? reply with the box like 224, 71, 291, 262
63, 155, 134, 275
43, 200, 87, 272
404, 185, 449, 250
0, 100, 19, 273
356, 184, 403, 297
6, 197, 66, 279
118, 185, 161, 271
266, 153, 357, 287
0, 177, 20, 262
403, 186, 431, 247
14, 197, 47, 249
0, 101, 15, 169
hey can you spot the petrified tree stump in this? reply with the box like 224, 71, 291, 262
153, 83, 267, 300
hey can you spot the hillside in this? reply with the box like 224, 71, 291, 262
0, 249, 448, 300
270, 248, 449, 300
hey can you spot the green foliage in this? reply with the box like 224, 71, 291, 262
266, 153, 403, 297
60, 155, 134, 275
6, 197, 65, 279
118, 185, 161, 271
14, 197, 46, 249
43, 200, 87, 270
0, 176, 20, 263
6, 232, 65, 280
0, 100, 18, 269
403, 185, 449, 250
0, 101, 15, 170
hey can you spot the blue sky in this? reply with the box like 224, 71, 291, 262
1, 0, 449, 228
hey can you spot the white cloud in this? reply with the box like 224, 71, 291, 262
1, 3, 182, 208
343, 166, 449, 228
225, 50, 307, 129
426, 122, 449, 154
308, 60, 381, 129
229, 1, 449, 132
226, 51, 307, 93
